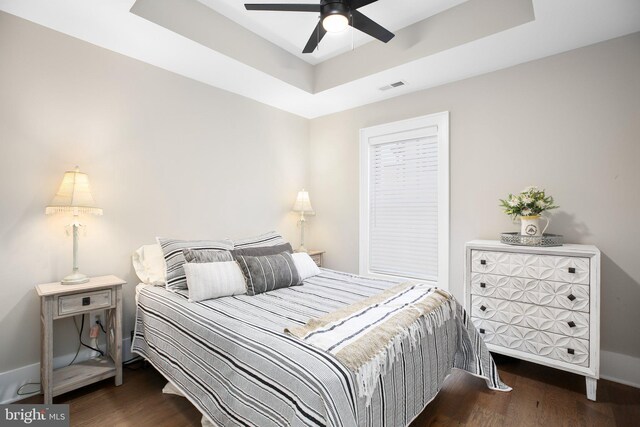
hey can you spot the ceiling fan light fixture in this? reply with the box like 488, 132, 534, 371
244, 1, 394, 53
322, 13, 349, 33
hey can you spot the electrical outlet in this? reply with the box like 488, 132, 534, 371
89, 311, 103, 331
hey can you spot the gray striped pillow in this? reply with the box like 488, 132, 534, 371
183, 249, 234, 263
236, 252, 301, 296
157, 238, 234, 291
232, 231, 287, 249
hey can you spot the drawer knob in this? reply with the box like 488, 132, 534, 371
479, 328, 485, 334
480, 282, 486, 288
480, 259, 487, 265
567, 348, 575, 355
480, 305, 487, 312
568, 267, 576, 274
567, 294, 576, 301
568, 321, 576, 328
82, 297, 91, 306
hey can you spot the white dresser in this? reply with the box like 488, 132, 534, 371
464, 240, 600, 400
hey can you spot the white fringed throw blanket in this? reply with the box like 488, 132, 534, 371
285, 282, 455, 403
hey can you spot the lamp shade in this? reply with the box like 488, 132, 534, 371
45, 167, 103, 215
292, 189, 314, 214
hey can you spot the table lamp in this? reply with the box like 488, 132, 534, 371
292, 189, 314, 253
46, 167, 102, 285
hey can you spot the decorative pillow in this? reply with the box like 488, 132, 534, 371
184, 261, 247, 302
232, 231, 287, 249
291, 252, 321, 281
236, 252, 300, 296
157, 238, 234, 291
183, 249, 233, 263
231, 242, 293, 259
132, 244, 167, 286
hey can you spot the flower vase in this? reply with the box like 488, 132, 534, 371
520, 215, 549, 237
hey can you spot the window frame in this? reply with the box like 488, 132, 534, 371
359, 112, 450, 290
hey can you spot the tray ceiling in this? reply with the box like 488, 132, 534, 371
0, 0, 639, 118
198, 0, 469, 65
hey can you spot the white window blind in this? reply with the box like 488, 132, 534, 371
360, 113, 449, 287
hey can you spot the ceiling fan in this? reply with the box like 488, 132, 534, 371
244, 0, 395, 54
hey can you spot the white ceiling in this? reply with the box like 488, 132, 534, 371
198, 0, 469, 64
0, 0, 639, 119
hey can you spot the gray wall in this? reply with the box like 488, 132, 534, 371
1, 10, 639, 387
309, 32, 640, 360
0, 13, 309, 373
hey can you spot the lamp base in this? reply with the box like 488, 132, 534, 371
297, 246, 308, 253
61, 272, 89, 285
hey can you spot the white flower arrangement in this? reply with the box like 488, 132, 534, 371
499, 186, 558, 219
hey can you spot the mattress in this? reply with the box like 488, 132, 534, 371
132, 269, 507, 427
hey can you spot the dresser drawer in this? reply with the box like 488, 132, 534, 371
470, 273, 589, 312
473, 318, 589, 367
471, 250, 590, 284
471, 296, 589, 339
57, 289, 113, 317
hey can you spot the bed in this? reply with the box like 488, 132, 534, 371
132, 268, 508, 427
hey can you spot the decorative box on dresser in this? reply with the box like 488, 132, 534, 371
464, 240, 600, 400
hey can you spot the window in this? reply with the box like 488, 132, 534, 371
359, 112, 449, 289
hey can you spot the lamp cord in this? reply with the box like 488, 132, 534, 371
16, 314, 102, 397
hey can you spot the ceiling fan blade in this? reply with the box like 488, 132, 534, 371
245, 4, 321, 12
350, 10, 394, 43
349, 0, 379, 9
302, 21, 327, 53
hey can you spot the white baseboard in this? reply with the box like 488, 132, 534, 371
0, 337, 132, 405
1, 345, 637, 404
600, 350, 640, 389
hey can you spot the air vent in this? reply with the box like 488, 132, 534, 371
378, 80, 407, 91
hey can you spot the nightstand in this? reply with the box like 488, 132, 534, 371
307, 250, 325, 267
36, 275, 126, 404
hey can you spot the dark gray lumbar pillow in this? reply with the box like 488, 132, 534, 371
183, 249, 234, 263
236, 252, 301, 296
231, 242, 293, 259
157, 238, 234, 291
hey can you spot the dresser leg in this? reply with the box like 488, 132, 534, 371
586, 377, 597, 401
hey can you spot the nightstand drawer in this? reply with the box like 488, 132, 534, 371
58, 289, 112, 317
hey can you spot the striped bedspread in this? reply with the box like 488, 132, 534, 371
286, 284, 456, 404
132, 269, 509, 427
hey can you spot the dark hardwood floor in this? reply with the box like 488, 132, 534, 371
19, 357, 640, 426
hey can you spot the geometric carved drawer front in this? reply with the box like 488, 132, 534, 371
58, 289, 112, 317
471, 251, 590, 285
470, 273, 590, 313
472, 318, 590, 367
471, 296, 589, 339
466, 241, 600, 401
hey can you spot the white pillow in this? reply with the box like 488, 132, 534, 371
292, 252, 321, 281
132, 244, 167, 286
184, 261, 247, 302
